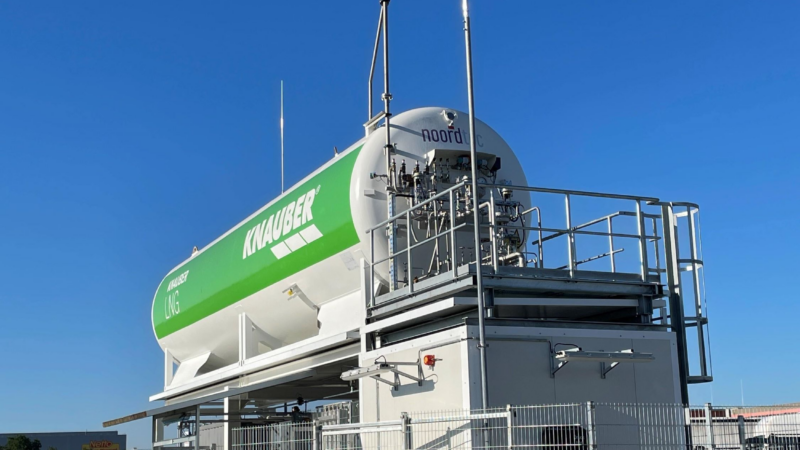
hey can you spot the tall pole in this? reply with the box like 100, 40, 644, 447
381, 0, 396, 292
463, 0, 489, 409
280, 80, 285, 193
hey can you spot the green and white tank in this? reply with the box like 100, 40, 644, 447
151, 107, 528, 367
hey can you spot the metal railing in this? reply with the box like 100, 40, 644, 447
366, 182, 704, 298
481, 183, 660, 281
230, 403, 800, 450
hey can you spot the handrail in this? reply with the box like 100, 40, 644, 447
648, 200, 700, 209
537, 211, 627, 244
489, 224, 659, 242
482, 182, 659, 203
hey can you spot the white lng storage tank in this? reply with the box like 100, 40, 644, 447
152, 107, 529, 371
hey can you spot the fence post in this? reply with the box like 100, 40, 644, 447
312, 420, 319, 450
682, 405, 694, 450
737, 415, 746, 450
401, 412, 411, 450
586, 401, 597, 450
705, 403, 716, 450
506, 404, 513, 450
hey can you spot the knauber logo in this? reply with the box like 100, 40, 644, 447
242, 186, 322, 260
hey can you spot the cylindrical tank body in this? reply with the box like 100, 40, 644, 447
152, 107, 528, 367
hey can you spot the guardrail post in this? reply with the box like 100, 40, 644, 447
565, 194, 575, 278
607, 217, 616, 273
506, 404, 514, 450
705, 403, 716, 450
370, 228, 375, 308
450, 189, 457, 277
586, 401, 597, 450
406, 210, 413, 293
635, 200, 649, 282
737, 415, 746, 450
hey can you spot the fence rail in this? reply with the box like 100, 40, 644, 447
229, 403, 800, 450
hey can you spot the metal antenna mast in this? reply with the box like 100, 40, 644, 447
463, 0, 490, 409
379, 0, 396, 291
365, 1, 395, 290
281, 80, 285, 193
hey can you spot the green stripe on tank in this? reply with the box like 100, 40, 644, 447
152, 146, 363, 339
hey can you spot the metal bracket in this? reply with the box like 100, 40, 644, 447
550, 348, 579, 377
552, 348, 655, 379
283, 284, 320, 313
341, 361, 424, 391
601, 349, 631, 379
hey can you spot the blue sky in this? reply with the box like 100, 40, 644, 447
1, 1, 799, 447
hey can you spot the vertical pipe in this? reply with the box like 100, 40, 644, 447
462, 0, 490, 409
381, 0, 396, 292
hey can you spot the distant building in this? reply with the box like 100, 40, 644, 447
0, 431, 126, 450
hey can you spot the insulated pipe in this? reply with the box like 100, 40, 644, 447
462, 0, 490, 409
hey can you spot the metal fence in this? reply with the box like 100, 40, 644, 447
231, 422, 315, 450
230, 403, 800, 450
